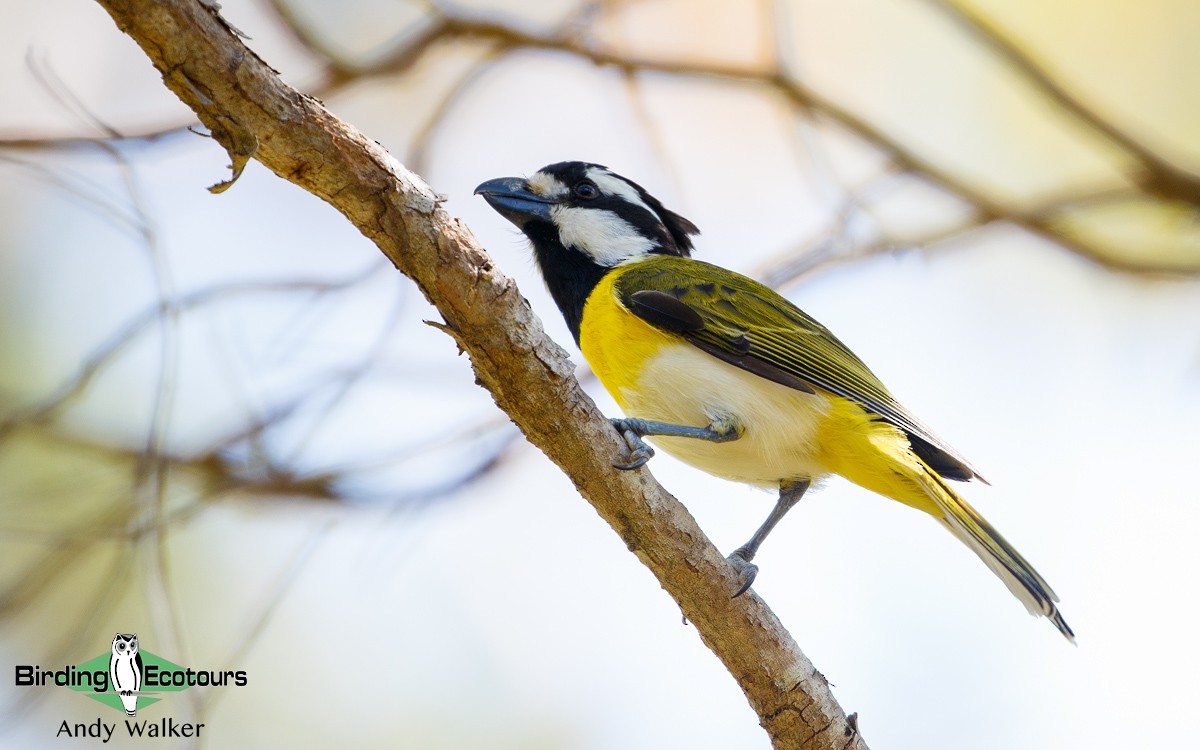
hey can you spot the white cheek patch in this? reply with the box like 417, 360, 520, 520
527, 172, 568, 199
585, 167, 657, 216
551, 205, 655, 266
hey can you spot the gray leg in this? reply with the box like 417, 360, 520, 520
727, 478, 811, 596
610, 417, 740, 470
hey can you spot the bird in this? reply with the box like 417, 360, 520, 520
475, 160, 1073, 641
109, 633, 143, 716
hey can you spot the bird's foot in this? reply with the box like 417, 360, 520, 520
726, 548, 759, 597
611, 418, 655, 470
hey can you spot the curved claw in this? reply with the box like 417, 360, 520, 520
613, 451, 652, 471
611, 419, 655, 470
726, 550, 759, 597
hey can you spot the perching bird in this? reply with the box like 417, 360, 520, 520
476, 161, 1073, 641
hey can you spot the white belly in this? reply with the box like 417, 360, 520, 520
113, 658, 140, 688
618, 344, 832, 487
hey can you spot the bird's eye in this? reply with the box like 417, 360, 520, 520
573, 181, 599, 200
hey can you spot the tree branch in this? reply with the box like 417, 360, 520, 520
90, 0, 866, 747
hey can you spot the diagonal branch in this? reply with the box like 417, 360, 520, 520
90, 0, 866, 747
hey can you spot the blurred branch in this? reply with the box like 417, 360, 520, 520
0, 126, 192, 152
925, 0, 1200, 207
0, 271, 380, 442
89, 0, 865, 747
343, 4, 1200, 277
0, 266, 509, 508
9, 2, 1196, 276
417, 15, 1193, 276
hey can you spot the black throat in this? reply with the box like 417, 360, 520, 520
525, 226, 611, 346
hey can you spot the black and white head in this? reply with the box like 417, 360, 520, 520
112, 633, 138, 656
475, 161, 699, 341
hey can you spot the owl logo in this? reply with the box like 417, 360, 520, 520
109, 633, 143, 716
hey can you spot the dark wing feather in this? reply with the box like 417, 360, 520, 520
614, 256, 980, 481
627, 290, 704, 332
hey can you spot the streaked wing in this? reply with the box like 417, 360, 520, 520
614, 255, 981, 481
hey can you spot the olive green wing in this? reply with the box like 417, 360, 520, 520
614, 255, 981, 482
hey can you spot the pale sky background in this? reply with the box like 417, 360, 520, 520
1, 1, 1199, 749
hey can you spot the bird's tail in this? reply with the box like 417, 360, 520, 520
913, 464, 1075, 642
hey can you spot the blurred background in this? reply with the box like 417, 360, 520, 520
1, 0, 1198, 748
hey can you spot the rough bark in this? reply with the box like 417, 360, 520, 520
91, 1, 867, 747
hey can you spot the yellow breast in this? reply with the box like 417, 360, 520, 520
579, 268, 677, 403
579, 269, 833, 486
